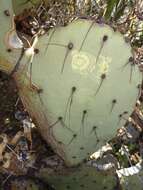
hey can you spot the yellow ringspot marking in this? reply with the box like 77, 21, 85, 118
71, 50, 112, 78
95, 56, 112, 82
97, 56, 112, 75
71, 50, 95, 75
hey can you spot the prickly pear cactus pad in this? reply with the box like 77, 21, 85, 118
0, 0, 23, 73
12, 0, 44, 15
3, 175, 53, 190
14, 19, 142, 166
121, 170, 143, 190
39, 164, 118, 190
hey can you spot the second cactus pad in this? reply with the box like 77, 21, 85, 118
17, 19, 142, 166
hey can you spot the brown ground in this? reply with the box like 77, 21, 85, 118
0, 71, 21, 135
0, 71, 54, 189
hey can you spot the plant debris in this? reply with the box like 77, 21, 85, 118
0, 71, 55, 189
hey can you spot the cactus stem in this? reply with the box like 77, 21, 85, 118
61, 42, 74, 73
64, 87, 76, 124
95, 73, 106, 96
95, 35, 108, 65
110, 99, 117, 113
67, 134, 77, 146
79, 22, 94, 51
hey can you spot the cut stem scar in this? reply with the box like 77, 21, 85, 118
61, 42, 74, 73
95, 74, 106, 96
110, 99, 117, 113
64, 86, 76, 125
79, 22, 94, 51
67, 134, 77, 146
95, 35, 108, 65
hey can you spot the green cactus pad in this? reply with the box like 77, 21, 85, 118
14, 19, 142, 166
0, 0, 23, 73
11, 0, 48, 15
121, 171, 143, 190
38, 164, 118, 190
3, 175, 53, 190
12, 0, 42, 15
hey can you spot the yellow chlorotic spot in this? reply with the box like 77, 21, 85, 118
98, 56, 111, 73
71, 50, 112, 79
71, 50, 95, 75
95, 56, 112, 82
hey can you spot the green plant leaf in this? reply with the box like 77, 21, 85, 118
104, 0, 120, 20
114, 0, 126, 21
